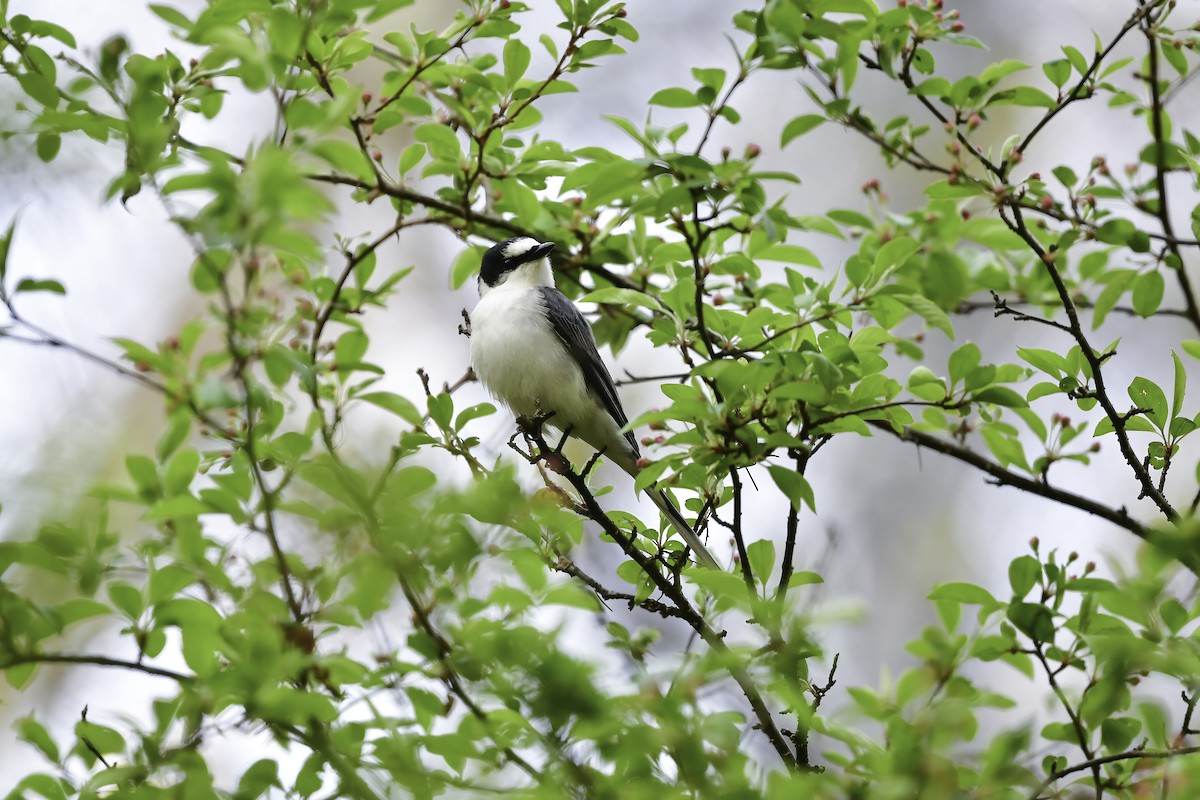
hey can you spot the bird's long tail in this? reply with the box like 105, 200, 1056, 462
648, 489, 720, 569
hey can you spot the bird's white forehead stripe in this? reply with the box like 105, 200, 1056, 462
502, 238, 538, 259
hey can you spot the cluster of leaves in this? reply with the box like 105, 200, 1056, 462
2, 0, 1200, 797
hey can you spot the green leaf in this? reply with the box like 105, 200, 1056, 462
895, 293, 954, 339
988, 86, 1057, 108
359, 391, 424, 426
1062, 46, 1087, 75
1017, 347, 1067, 378
503, 38, 531, 87
1007, 601, 1055, 641
1172, 351, 1187, 422
648, 87, 700, 108
948, 342, 981, 386
973, 386, 1028, 408
1128, 376, 1168, 430
781, 114, 825, 146
451, 245, 484, 290
107, 582, 143, 619
149, 4, 193, 30
163, 448, 199, 496
236, 759, 281, 799
746, 539, 776, 586
785, 571, 823, 588
1008, 555, 1040, 599
334, 329, 368, 367
1131, 271, 1164, 317
928, 582, 998, 606
144, 494, 210, 522
17, 716, 59, 762
454, 402, 495, 429
14, 278, 66, 295
767, 465, 816, 512
581, 287, 667, 314
980, 59, 1029, 85
397, 143, 425, 175
875, 236, 920, 273
1042, 59, 1071, 88
1101, 717, 1141, 752
759, 243, 820, 267
35, 132, 61, 162
0, 214, 19, 287
907, 366, 947, 402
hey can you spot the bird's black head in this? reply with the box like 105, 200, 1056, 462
479, 237, 556, 288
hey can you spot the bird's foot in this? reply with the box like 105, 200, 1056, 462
515, 409, 556, 438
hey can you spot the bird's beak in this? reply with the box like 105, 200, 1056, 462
532, 241, 555, 260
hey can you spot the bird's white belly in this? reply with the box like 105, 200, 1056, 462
470, 286, 619, 453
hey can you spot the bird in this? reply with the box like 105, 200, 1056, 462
468, 235, 720, 569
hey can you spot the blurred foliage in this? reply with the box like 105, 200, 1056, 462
2, 0, 1200, 797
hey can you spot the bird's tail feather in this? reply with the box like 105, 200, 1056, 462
649, 489, 720, 569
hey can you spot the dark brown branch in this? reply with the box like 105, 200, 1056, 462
1143, 18, 1200, 333
1, 653, 193, 682
518, 423, 798, 768
1031, 641, 1101, 798
728, 468, 756, 592
1001, 204, 1177, 520
874, 422, 1157, 545
550, 553, 687, 620
1007, 1, 1159, 176
1028, 745, 1200, 800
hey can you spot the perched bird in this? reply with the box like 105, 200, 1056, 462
469, 236, 719, 569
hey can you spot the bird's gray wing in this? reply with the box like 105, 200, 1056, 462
537, 286, 639, 455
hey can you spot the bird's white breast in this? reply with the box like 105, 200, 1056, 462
470, 283, 625, 459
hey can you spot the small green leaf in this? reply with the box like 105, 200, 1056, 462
1017, 347, 1067, 378
17, 716, 59, 762
973, 386, 1028, 408
781, 114, 825, 146
334, 329, 368, 366
107, 582, 144, 619
1131, 271, 1164, 317
648, 87, 699, 108
875, 236, 920, 273
767, 465, 815, 512
454, 402, 495, 429
907, 366, 947, 401
1101, 717, 1141, 752
988, 86, 1056, 108
0, 214, 19, 286
397, 143, 425, 174
1008, 601, 1055, 641
895, 293, 954, 339
450, 246, 483, 289
979, 59, 1029, 85
359, 391, 424, 426
746, 539, 776, 586
928, 582, 998, 606
1128, 376, 1168, 430
1008, 554, 1040, 599
503, 38, 531, 86
14, 278, 66, 295
948, 342, 981, 386
1172, 351, 1187, 422
1042, 59, 1070, 88
35, 132, 61, 162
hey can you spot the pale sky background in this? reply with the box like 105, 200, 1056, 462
1, 0, 1197, 789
